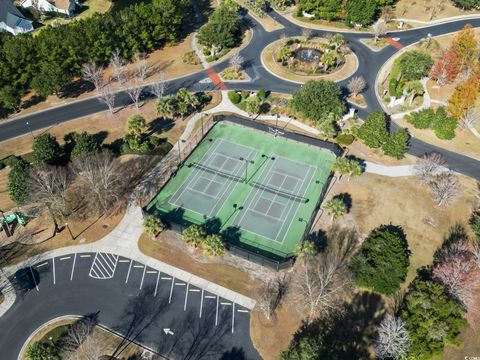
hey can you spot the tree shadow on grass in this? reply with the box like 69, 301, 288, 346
293, 291, 385, 359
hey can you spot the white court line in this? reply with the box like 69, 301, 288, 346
184, 283, 190, 311
232, 303, 235, 333
199, 289, 204, 318
215, 296, 219, 326
154, 272, 160, 297
70, 253, 77, 281
80, 254, 91, 258
125, 260, 132, 283
139, 266, 147, 290
59, 256, 71, 261
52, 257, 56, 285
36, 262, 48, 268
168, 278, 175, 304
29, 266, 39, 291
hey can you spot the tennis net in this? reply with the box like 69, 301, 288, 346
191, 162, 245, 183
250, 181, 308, 203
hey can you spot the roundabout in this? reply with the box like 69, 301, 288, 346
260, 36, 359, 84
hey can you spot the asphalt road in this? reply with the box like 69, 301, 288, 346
0, 253, 259, 360
0, 14, 479, 177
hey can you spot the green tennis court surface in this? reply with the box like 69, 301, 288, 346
146, 121, 335, 259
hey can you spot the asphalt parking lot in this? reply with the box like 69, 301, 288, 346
0, 252, 260, 360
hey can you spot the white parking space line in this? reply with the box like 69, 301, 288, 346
189, 289, 200, 292
205, 295, 216, 299
221, 302, 232, 306
184, 283, 190, 311
215, 296, 219, 326
232, 303, 235, 333
70, 253, 77, 281
52, 257, 56, 285
154, 272, 160, 297
146, 270, 157, 274
134, 265, 144, 268
168, 278, 175, 304
199, 289, 204, 318
161, 276, 172, 280
59, 256, 71, 261
139, 266, 146, 290
125, 260, 133, 283
80, 254, 91, 258
36, 262, 48, 268
175, 282, 186, 286
237, 309, 249, 313
29, 266, 39, 291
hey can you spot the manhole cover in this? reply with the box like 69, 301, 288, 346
102, 224, 108, 229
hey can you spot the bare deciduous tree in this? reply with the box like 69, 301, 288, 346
256, 274, 290, 320
71, 151, 123, 216
98, 85, 116, 114
293, 251, 352, 320
414, 152, 447, 184
63, 317, 103, 360
374, 314, 411, 360
372, 19, 387, 43
229, 53, 244, 71
347, 76, 366, 97
81, 62, 104, 91
110, 48, 125, 84
28, 166, 71, 234
460, 109, 479, 131
151, 72, 167, 99
134, 52, 149, 81
430, 172, 460, 207
126, 80, 143, 109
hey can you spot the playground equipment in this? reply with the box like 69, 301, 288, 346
0, 211, 26, 237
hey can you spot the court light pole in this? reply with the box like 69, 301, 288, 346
239, 157, 254, 182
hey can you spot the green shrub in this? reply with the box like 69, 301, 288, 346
203, 234, 226, 256
4, 155, 20, 167
228, 91, 242, 104
32, 133, 63, 165
143, 215, 164, 237
202, 48, 211, 56
406, 108, 435, 129
389, 78, 399, 97
182, 51, 200, 65
257, 88, 267, 100
432, 107, 457, 140
351, 226, 410, 295
357, 111, 389, 149
382, 128, 409, 160
241, 90, 249, 99
8, 160, 29, 204
182, 224, 206, 248
335, 134, 355, 146
470, 212, 480, 244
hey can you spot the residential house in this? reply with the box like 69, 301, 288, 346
21, 0, 78, 17
0, 0, 33, 35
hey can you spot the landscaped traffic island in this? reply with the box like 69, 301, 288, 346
261, 35, 358, 83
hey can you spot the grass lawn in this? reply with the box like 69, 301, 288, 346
393, 0, 478, 23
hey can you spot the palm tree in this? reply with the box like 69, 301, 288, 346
321, 51, 336, 71
324, 198, 346, 221
156, 96, 175, 120
348, 161, 362, 181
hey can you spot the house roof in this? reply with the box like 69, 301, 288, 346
0, 0, 26, 24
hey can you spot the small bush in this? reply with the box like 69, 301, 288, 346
336, 134, 355, 146
143, 215, 164, 237
228, 91, 242, 104
202, 48, 211, 56
4, 155, 20, 167
389, 78, 399, 97
241, 90, 249, 99
183, 224, 206, 248
221, 67, 243, 80
203, 234, 226, 256
182, 51, 200, 65
258, 88, 267, 100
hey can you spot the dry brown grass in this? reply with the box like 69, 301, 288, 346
236, 0, 284, 32
139, 232, 262, 298
393, 0, 478, 23
325, 173, 477, 285
11, 34, 202, 119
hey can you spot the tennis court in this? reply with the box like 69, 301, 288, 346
146, 121, 336, 259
